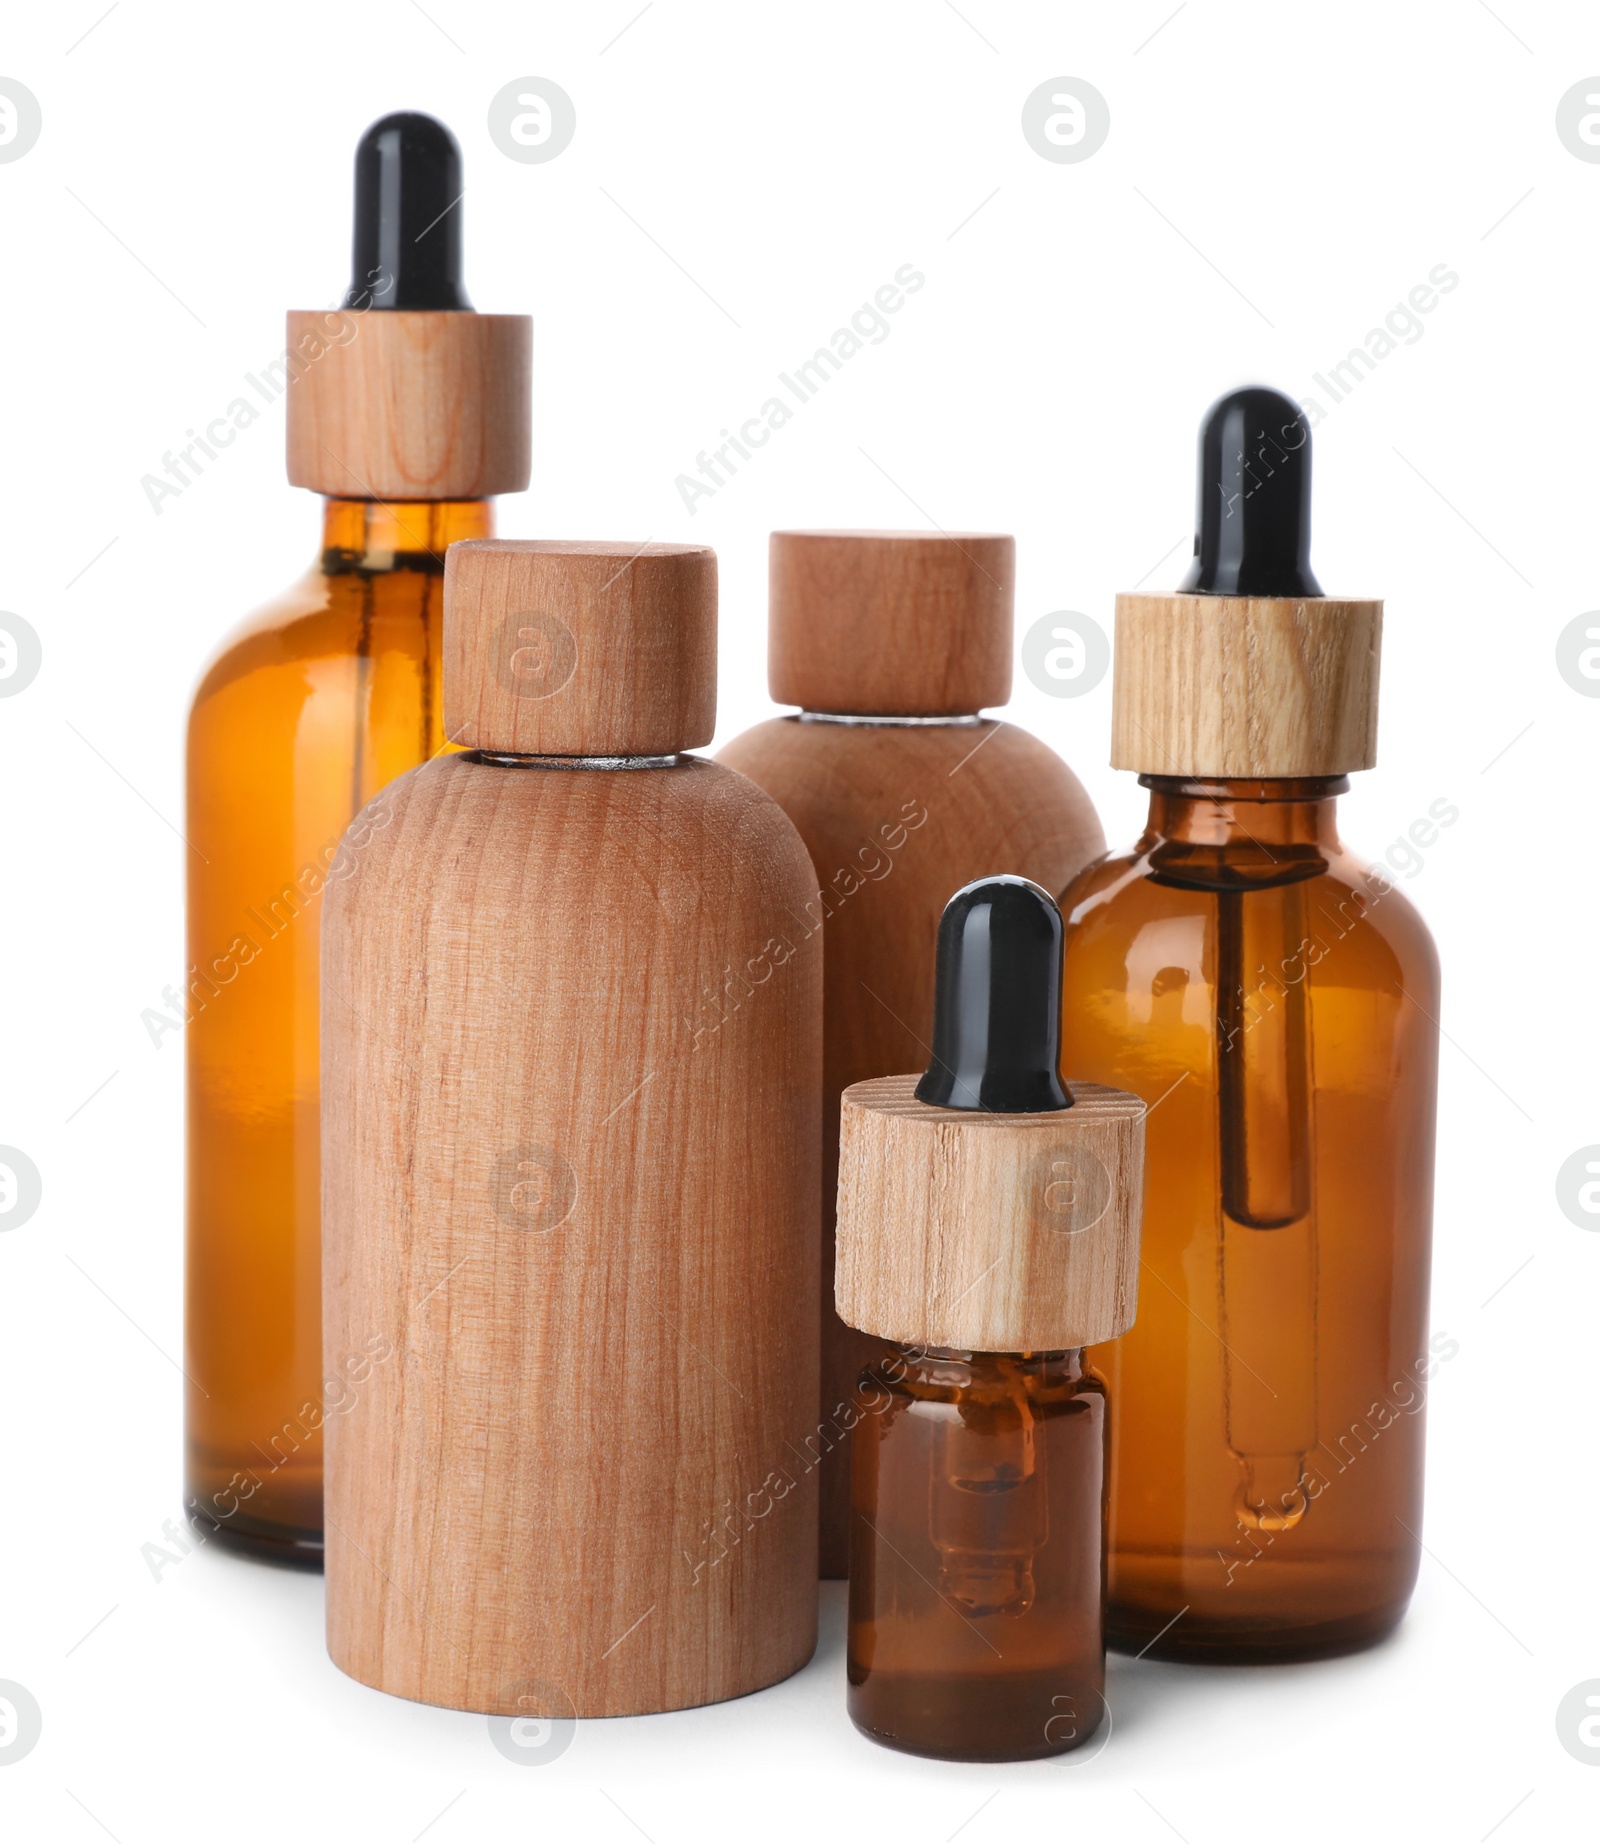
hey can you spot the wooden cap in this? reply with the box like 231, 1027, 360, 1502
1111, 592, 1382, 777
768, 530, 1014, 715
444, 541, 717, 755
835, 1077, 1145, 1351
284, 310, 531, 499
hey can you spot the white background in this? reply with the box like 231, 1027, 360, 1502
1, 1, 1595, 1838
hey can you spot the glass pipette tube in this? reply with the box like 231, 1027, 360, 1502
929, 1357, 1049, 1615
1217, 879, 1317, 1531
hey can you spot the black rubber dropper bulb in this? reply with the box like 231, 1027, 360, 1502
345, 112, 471, 311
1179, 385, 1322, 596
915, 876, 1072, 1113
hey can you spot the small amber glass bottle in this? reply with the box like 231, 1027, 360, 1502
835, 878, 1146, 1761
185, 113, 531, 1562
851, 1345, 1108, 1761
1060, 388, 1441, 1662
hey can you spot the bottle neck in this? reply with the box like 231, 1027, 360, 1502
1137, 776, 1346, 892
1141, 775, 1346, 849
797, 711, 983, 727
472, 751, 684, 772
319, 497, 493, 574
891, 1345, 1085, 1385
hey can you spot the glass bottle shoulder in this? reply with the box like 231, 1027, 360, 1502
188, 499, 483, 721
1061, 831, 1439, 996
189, 559, 436, 715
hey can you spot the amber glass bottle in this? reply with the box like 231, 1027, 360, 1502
1060, 387, 1441, 1661
850, 1346, 1108, 1761
1060, 777, 1439, 1658
186, 496, 487, 1557
836, 879, 1146, 1761
184, 112, 531, 1561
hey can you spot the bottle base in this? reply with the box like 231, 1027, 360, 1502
1108, 1599, 1406, 1665
848, 1713, 1095, 1764
848, 1671, 1103, 1762
191, 1506, 324, 1571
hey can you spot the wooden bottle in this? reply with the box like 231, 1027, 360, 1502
717, 530, 1106, 1574
321, 540, 822, 1717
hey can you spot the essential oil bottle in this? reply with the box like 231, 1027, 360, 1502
321, 541, 821, 1715
1058, 386, 1441, 1661
719, 532, 1105, 1575
836, 877, 1145, 1761
184, 113, 531, 1562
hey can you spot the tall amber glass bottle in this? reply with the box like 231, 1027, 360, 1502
1059, 388, 1440, 1661
185, 114, 532, 1562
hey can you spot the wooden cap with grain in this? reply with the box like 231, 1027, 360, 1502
1110, 592, 1382, 778
284, 310, 531, 500
768, 530, 1014, 716
444, 540, 717, 756
835, 1077, 1146, 1352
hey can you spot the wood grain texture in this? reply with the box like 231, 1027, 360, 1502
836, 1077, 1145, 1351
715, 714, 1104, 1575
769, 531, 1014, 715
322, 754, 822, 1716
285, 310, 531, 500
1112, 592, 1382, 778
444, 541, 717, 756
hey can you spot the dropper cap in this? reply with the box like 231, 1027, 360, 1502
834, 878, 1146, 1353
346, 112, 471, 311
1111, 383, 1381, 779
916, 877, 1070, 1112
1179, 386, 1321, 596
285, 111, 531, 501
